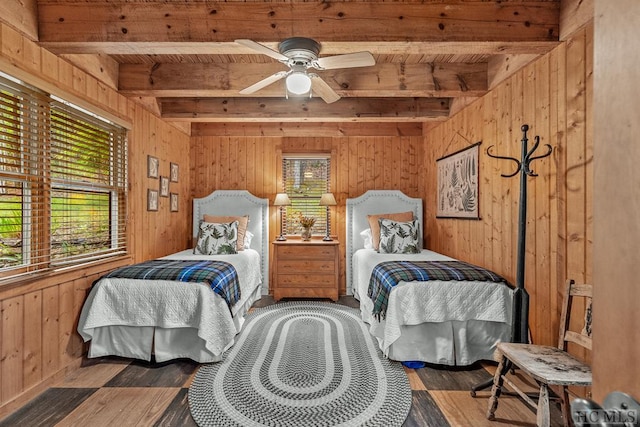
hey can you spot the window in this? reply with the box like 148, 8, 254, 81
0, 73, 127, 280
282, 155, 330, 235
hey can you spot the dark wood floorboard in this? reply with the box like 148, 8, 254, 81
153, 388, 198, 427
0, 388, 97, 427
404, 390, 451, 427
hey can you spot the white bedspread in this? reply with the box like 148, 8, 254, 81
77, 249, 262, 359
353, 249, 514, 355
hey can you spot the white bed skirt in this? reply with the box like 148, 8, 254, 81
370, 319, 509, 366
86, 285, 261, 363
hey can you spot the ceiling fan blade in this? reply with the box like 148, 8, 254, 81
309, 74, 340, 104
314, 51, 376, 70
239, 71, 288, 94
235, 39, 289, 62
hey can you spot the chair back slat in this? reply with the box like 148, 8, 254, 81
571, 284, 593, 298
558, 279, 593, 351
565, 330, 593, 351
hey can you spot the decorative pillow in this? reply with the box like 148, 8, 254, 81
360, 228, 373, 249
244, 230, 254, 249
194, 221, 238, 255
203, 215, 249, 251
378, 218, 421, 254
367, 211, 414, 250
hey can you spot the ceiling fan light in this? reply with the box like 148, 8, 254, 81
286, 72, 312, 95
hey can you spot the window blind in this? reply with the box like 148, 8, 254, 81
49, 101, 127, 265
0, 76, 49, 274
0, 73, 127, 278
282, 155, 330, 235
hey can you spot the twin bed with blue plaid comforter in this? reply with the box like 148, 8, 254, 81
78, 249, 263, 363
354, 250, 515, 365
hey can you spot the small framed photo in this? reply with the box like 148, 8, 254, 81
147, 155, 159, 179
170, 193, 179, 212
160, 176, 170, 197
170, 162, 179, 182
147, 189, 158, 211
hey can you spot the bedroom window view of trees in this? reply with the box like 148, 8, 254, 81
282, 156, 330, 236
0, 72, 127, 279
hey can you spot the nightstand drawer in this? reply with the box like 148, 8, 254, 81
276, 274, 336, 287
276, 245, 336, 259
277, 260, 335, 273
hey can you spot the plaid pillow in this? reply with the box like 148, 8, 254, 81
378, 218, 420, 254
194, 221, 238, 255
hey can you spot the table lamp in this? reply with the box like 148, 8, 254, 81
319, 193, 337, 241
274, 193, 291, 241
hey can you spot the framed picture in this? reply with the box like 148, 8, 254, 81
147, 155, 159, 179
170, 193, 179, 212
170, 162, 179, 182
436, 142, 481, 219
147, 189, 158, 211
160, 176, 170, 197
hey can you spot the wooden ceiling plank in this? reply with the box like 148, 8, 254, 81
159, 97, 450, 122
118, 62, 487, 97
38, 2, 559, 44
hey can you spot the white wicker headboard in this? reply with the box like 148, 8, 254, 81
345, 190, 423, 295
193, 190, 269, 294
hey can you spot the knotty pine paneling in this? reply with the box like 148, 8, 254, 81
424, 25, 593, 354
0, 22, 191, 413
190, 135, 424, 295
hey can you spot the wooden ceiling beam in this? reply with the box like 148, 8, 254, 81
119, 62, 487, 98
40, 41, 559, 56
160, 97, 450, 123
192, 122, 424, 137
37, 2, 559, 46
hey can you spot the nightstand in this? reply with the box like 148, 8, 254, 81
272, 240, 340, 301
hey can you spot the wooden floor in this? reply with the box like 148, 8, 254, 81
0, 297, 563, 427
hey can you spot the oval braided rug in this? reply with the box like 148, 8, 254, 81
188, 301, 412, 427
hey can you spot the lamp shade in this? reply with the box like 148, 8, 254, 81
286, 72, 312, 95
274, 193, 291, 206
319, 193, 337, 206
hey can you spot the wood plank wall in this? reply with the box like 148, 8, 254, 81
423, 24, 593, 351
592, 0, 640, 401
190, 132, 425, 294
0, 23, 191, 414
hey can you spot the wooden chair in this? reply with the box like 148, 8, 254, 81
487, 279, 592, 427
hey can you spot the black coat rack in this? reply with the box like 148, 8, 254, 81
471, 124, 552, 395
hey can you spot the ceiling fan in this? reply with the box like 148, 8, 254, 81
235, 37, 376, 104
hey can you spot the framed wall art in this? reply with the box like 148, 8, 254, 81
147, 189, 159, 211
160, 176, 170, 197
147, 155, 159, 179
170, 193, 179, 212
170, 162, 179, 182
436, 142, 481, 219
